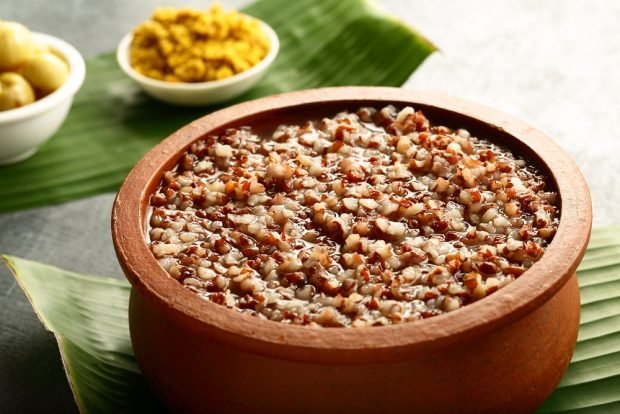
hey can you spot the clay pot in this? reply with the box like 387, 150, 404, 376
112, 87, 592, 414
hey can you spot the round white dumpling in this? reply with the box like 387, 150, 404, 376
20, 51, 69, 95
0, 21, 36, 70
0, 72, 35, 111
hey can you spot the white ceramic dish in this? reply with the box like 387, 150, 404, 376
116, 19, 279, 107
0, 32, 86, 166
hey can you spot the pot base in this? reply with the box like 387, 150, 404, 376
129, 273, 580, 414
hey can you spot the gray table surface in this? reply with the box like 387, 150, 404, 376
1, 0, 618, 412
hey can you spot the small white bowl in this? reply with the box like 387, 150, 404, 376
0, 33, 86, 166
116, 19, 279, 107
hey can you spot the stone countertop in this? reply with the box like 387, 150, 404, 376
1, 0, 618, 412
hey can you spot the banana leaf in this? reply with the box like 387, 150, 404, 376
0, 0, 436, 213
3, 257, 164, 413
4, 227, 620, 413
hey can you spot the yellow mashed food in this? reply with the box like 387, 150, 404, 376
130, 4, 270, 83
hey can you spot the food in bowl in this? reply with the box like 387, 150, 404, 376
0, 21, 36, 69
0, 31, 85, 165
0, 72, 35, 110
0, 20, 69, 111
147, 105, 559, 328
113, 87, 591, 413
129, 4, 271, 83
20, 51, 69, 94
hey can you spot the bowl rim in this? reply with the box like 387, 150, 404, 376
112, 86, 592, 364
116, 18, 279, 91
0, 32, 86, 124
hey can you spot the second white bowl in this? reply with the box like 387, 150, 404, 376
116, 19, 279, 107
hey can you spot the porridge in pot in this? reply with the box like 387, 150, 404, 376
147, 106, 559, 327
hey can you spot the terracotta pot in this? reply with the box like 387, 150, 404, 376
112, 87, 592, 414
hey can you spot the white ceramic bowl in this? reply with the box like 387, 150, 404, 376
116, 19, 279, 107
0, 33, 86, 165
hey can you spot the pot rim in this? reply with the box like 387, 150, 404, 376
112, 86, 591, 364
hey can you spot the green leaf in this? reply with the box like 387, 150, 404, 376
537, 227, 620, 413
0, 0, 436, 213
4, 227, 620, 413
3, 256, 164, 413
